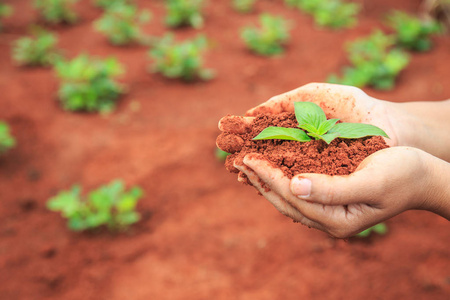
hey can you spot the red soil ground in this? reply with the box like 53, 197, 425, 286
0, 0, 449, 299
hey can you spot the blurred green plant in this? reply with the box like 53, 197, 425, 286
0, 121, 15, 154
165, 0, 204, 29
0, 2, 13, 31
34, 0, 79, 24
356, 223, 388, 238
328, 30, 410, 90
12, 28, 61, 66
94, 2, 151, 46
93, 0, 134, 9
241, 13, 291, 56
215, 148, 230, 161
47, 180, 143, 232
149, 33, 214, 81
54, 54, 125, 112
386, 10, 441, 52
285, 0, 360, 29
232, 0, 256, 13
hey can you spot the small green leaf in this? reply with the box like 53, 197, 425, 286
294, 102, 327, 129
253, 127, 311, 142
299, 123, 319, 135
328, 123, 389, 139
318, 132, 341, 144
317, 118, 340, 135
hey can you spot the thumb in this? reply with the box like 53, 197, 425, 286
289, 170, 383, 206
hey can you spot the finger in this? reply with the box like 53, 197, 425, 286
216, 133, 245, 153
233, 160, 325, 230
218, 115, 254, 133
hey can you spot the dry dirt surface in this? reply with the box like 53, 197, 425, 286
0, 0, 449, 299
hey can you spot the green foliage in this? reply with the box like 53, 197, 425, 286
93, 0, 134, 9
94, 3, 151, 46
54, 54, 125, 112
165, 0, 204, 29
0, 2, 13, 31
12, 29, 61, 66
0, 121, 15, 154
253, 102, 389, 144
34, 0, 79, 24
328, 30, 410, 90
215, 148, 230, 161
241, 13, 291, 56
286, 0, 360, 29
47, 180, 143, 232
232, 0, 256, 13
386, 10, 441, 52
149, 33, 214, 81
356, 223, 388, 238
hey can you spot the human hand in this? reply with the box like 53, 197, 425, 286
235, 147, 446, 238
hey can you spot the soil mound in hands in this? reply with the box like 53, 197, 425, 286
218, 112, 389, 180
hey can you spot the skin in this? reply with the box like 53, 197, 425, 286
217, 83, 450, 238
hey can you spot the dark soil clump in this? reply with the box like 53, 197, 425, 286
219, 112, 389, 179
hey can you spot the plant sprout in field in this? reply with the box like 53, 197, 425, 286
55, 54, 125, 112
47, 180, 143, 232
328, 30, 410, 90
12, 28, 61, 66
93, 0, 134, 9
0, 2, 13, 31
165, 0, 204, 29
34, 0, 79, 24
386, 10, 441, 52
253, 102, 389, 144
232, 0, 256, 14
356, 223, 388, 238
0, 121, 15, 154
241, 13, 291, 56
94, 2, 151, 46
149, 33, 214, 81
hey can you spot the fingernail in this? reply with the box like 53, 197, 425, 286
291, 177, 311, 198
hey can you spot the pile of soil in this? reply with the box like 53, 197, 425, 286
218, 112, 389, 180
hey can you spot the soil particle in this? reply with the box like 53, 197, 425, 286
221, 112, 389, 179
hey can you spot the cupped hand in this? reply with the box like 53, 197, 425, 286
235, 146, 442, 238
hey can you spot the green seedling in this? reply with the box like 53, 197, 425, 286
215, 148, 230, 162
328, 30, 410, 90
34, 0, 79, 24
47, 180, 143, 232
94, 2, 151, 46
165, 0, 204, 29
356, 223, 388, 238
285, 0, 360, 29
386, 10, 441, 52
253, 102, 389, 144
0, 121, 15, 154
12, 28, 61, 66
232, 0, 256, 13
149, 33, 214, 81
93, 0, 134, 9
241, 13, 291, 56
0, 2, 13, 31
54, 54, 125, 112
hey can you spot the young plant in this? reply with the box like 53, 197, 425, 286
386, 10, 441, 52
241, 13, 291, 56
0, 2, 13, 31
149, 33, 214, 81
356, 223, 387, 238
165, 0, 204, 29
327, 30, 410, 90
54, 54, 125, 112
253, 102, 389, 144
34, 0, 79, 24
0, 121, 15, 154
93, 0, 134, 9
94, 2, 151, 46
232, 0, 256, 14
12, 28, 61, 66
47, 180, 143, 232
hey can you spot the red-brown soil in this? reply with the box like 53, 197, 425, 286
0, 1, 449, 299
218, 112, 389, 179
